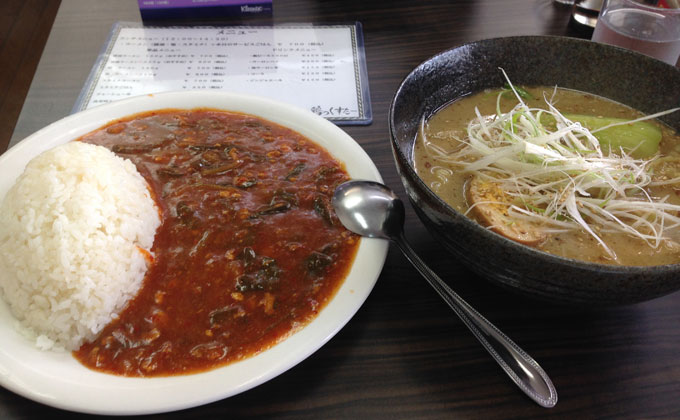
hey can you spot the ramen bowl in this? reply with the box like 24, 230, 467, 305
389, 35, 680, 305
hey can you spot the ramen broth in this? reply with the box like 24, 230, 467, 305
413, 87, 680, 266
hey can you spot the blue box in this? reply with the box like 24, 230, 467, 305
138, 0, 272, 20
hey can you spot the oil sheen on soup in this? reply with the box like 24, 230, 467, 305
413, 87, 680, 266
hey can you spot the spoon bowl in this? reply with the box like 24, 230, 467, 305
331, 181, 404, 239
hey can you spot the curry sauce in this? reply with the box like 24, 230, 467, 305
74, 109, 358, 376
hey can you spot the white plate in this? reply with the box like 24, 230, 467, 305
0, 92, 388, 415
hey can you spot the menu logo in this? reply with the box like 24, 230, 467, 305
241, 5, 264, 12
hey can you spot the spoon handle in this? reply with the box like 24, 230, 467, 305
393, 234, 558, 408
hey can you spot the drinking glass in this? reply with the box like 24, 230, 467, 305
592, 0, 680, 65
572, 0, 604, 28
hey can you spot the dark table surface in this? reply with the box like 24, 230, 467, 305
2, 0, 679, 418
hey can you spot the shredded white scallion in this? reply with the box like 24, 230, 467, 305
421, 69, 680, 260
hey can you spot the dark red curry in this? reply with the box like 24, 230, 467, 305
74, 109, 359, 376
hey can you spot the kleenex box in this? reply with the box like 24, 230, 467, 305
138, 0, 272, 20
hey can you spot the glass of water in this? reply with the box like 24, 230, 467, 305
592, 0, 680, 65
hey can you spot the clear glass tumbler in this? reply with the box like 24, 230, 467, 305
592, 0, 680, 65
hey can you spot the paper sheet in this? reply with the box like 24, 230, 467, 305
75, 22, 371, 124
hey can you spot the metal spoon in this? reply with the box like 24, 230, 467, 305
332, 180, 558, 408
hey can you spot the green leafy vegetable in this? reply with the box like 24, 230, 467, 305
502, 83, 533, 100
563, 114, 662, 159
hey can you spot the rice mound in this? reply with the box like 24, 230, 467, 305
0, 141, 160, 351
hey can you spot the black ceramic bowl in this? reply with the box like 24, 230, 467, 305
389, 36, 680, 305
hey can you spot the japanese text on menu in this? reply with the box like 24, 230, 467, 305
85, 26, 365, 121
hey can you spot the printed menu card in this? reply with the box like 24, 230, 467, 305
75, 22, 371, 124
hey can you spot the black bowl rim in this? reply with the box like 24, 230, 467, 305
389, 35, 680, 275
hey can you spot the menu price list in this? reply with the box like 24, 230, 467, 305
76, 23, 371, 124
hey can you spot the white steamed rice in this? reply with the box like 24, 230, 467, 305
0, 141, 160, 351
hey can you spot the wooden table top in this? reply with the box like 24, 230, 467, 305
1, 1, 679, 418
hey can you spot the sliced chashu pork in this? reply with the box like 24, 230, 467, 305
466, 175, 546, 246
